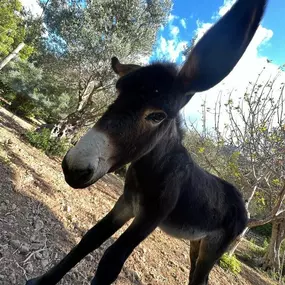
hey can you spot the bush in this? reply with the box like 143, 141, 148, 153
25, 129, 71, 157
252, 223, 272, 238
219, 253, 241, 275
9, 93, 38, 118
248, 239, 266, 257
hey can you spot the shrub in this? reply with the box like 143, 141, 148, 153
219, 253, 241, 275
252, 223, 272, 238
247, 239, 266, 257
25, 129, 71, 157
9, 93, 38, 118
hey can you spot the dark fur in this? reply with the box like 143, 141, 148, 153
26, 63, 248, 285
26, 1, 268, 284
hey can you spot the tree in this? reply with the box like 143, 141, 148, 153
185, 64, 285, 272
34, 0, 172, 139
0, 0, 37, 69
0, 58, 75, 122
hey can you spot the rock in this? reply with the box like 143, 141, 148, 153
11, 204, 17, 210
26, 263, 34, 274
34, 219, 44, 231
0, 202, 7, 211
19, 244, 30, 254
0, 274, 4, 280
86, 254, 94, 262
41, 259, 49, 268
42, 250, 49, 259
35, 252, 43, 260
10, 239, 20, 248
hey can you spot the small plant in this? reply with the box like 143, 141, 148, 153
25, 129, 71, 157
248, 239, 266, 256
219, 253, 241, 275
263, 238, 269, 250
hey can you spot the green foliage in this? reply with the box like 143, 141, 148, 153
219, 253, 241, 275
252, 224, 272, 238
25, 129, 71, 157
0, 59, 73, 122
28, 0, 172, 129
263, 238, 269, 249
248, 239, 267, 257
0, 0, 34, 60
9, 93, 38, 118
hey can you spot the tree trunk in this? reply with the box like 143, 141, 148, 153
263, 218, 285, 273
50, 112, 82, 142
0, 43, 25, 70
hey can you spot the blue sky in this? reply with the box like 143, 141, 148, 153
148, 0, 285, 132
150, 0, 285, 66
22, 0, 284, 66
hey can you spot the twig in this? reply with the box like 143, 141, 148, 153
15, 260, 28, 280
23, 247, 46, 264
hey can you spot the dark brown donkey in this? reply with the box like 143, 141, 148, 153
26, 1, 268, 284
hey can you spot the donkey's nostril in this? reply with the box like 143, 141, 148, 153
77, 167, 94, 182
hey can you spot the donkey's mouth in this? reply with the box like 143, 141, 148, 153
62, 155, 111, 189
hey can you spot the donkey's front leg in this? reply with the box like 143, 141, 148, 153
26, 195, 133, 285
90, 212, 165, 285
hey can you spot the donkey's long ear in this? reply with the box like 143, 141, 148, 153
176, 0, 268, 95
111, 57, 141, 77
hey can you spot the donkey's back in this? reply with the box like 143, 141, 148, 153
160, 162, 248, 241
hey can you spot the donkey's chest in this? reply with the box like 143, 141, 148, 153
159, 219, 208, 240
126, 187, 208, 241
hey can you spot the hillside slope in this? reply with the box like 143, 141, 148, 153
0, 107, 276, 285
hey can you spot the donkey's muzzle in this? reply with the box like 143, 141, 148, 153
61, 127, 113, 189
61, 154, 96, 188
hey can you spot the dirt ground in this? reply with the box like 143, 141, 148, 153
0, 107, 277, 285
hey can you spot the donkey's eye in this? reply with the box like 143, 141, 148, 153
145, 112, 167, 123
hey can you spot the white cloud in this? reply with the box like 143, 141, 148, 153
182, 1, 285, 135
168, 14, 179, 22
154, 36, 187, 62
160, 37, 168, 54
153, 13, 188, 63
180, 18, 187, 29
167, 40, 188, 62
212, 0, 235, 20
194, 20, 213, 43
170, 26, 180, 38
20, 0, 42, 17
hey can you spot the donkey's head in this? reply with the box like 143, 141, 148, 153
62, 0, 267, 188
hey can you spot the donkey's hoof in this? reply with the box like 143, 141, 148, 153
26, 278, 40, 285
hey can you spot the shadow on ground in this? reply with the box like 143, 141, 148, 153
0, 105, 142, 285
0, 107, 143, 284
0, 153, 143, 285
0, 108, 29, 138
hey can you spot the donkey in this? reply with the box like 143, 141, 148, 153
26, 0, 268, 284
